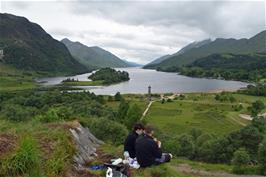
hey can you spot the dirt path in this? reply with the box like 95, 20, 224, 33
141, 93, 180, 120
239, 112, 266, 121
141, 101, 155, 120
172, 164, 264, 177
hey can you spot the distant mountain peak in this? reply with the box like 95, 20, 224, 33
61, 38, 130, 68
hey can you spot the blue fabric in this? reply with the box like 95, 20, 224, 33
89, 165, 105, 170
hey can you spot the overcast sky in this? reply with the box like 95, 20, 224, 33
1, 0, 265, 64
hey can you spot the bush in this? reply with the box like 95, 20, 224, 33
36, 108, 61, 123
163, 136, 180, 156
258, 140, 266, 175
177, 134, 195, 158
1, 136, 41, 176
1, 104, 36, 122
239, 125, 263, 155
84, 118, 128, 145
125, 104, 142, 129
114, 92, 122, 101
232, 148, 250, 174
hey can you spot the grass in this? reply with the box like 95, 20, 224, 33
61, 80, 104, 86
145, 93, 266, 136
0, 135, 41, 176
0, 64, 38, 91
0, 120, 75, 177
98, 144, 236, 177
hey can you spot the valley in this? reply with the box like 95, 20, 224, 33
0, 10, 266, 177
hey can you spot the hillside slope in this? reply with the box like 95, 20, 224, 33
61, 38, 129, 68
0, 13, 88, 74
146, 31, 266, 70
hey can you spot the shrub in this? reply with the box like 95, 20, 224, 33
85, 118, 128, 145
252, 116, 266, 133
36, 108, 61, 123
177, 134, 195, 158
125, 104, 142, 129
232, 148, 250, 174
258, 140, 266, 175
1, 104, 36, 122
163, 136, 180, 156
239, 125, 263, 155
114, 92, 122, 101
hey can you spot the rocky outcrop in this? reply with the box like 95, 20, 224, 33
69, 122, 104, 167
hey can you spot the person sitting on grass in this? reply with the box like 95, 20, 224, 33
124, 123, 145, 160
135, 126, 172, 168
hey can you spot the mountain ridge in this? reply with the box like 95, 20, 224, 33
0, 13, 88, 75
61, 38, 129, 69
144, 30, 266, 70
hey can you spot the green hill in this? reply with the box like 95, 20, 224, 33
0, 13, 88, 75
145, 31, 266, 70
61, 38, 129, 69
177, 53, 266, 82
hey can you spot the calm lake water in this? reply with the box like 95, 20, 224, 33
37, 68, 249, 95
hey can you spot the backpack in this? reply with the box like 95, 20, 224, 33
105, 163, 130, 177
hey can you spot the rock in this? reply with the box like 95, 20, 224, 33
69, 122, 104, 166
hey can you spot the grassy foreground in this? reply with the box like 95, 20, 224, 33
0, 88, 265, 176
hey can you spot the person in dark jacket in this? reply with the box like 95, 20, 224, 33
135, 126, 172, 168
124, 123, 145, 159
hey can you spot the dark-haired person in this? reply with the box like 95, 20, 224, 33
124, 123, 145, 160
135, 126, 172, 168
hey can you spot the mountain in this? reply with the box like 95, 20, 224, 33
123, 60, 143, 67
143, 55, 171, 68
61, 38, 129, 69
0, 13, 88, 74
144, 39, 212, 68
176, 39, 212, 55
145, 31, 266, 70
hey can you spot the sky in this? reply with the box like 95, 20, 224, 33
1, 0, 265, 64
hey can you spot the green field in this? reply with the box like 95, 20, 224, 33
0, 64, 37, 91
145, 93, 266, 136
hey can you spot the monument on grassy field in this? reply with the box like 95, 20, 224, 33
0, 49, 4, 60
148, 85, 151, 102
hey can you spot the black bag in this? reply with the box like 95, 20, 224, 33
105, 163, 130, 177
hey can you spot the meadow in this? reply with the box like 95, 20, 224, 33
145, 93, 266, 136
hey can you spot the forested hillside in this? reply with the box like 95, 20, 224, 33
0, 13, 88, 75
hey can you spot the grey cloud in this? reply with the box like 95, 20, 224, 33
69, 1, 265, 39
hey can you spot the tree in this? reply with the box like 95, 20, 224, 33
114, 92, 122, 101
249, 100, 265, 117
252, 116, 266, 133
232, 148, 250, 174
125, 104, 142, 129
117, 99, 129, 123
258, 140, 266, 175
240, 125, 263, 155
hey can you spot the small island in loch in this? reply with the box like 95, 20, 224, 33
61, 68, 130, 86
88, 67, 130, 85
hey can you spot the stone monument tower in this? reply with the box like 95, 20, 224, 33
148, 85, 151, 102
